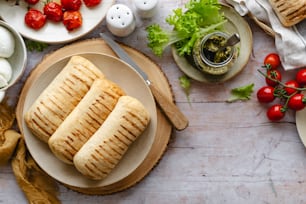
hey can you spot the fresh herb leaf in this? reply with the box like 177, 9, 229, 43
25, 39, 49, 52
179, 75, 191, 104
227, 83, 254, 102
146, 0, 226, 57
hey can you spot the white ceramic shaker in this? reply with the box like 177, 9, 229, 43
134, 0, 158, 18
106, 4, 136, 37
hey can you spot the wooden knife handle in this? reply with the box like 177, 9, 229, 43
149, 82, 189, 130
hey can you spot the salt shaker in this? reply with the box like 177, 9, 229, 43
106, 4, 136, 37
134, 0, 158, 18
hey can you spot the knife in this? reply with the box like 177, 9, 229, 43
100, 33, 188, 131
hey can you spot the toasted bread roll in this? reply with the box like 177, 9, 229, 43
24, 56, 104, 143
73, 96, 150, 180
269, 0, 306, 27
48, 78, 126, 164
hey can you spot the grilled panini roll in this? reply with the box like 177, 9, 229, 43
48, 78, 126, 164
73, 95, 150, 180
24, 55, 104, 143
269, 0, 306, 27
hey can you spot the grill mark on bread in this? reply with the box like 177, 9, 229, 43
62, 80, 83, 99
73, 65, 97, 85
32, 107, 57, 133
98, 143, 121, 161
85, 162, 108, 177
269, 0, 306, 26
114, 134, 129, 148
63, 149, 74, 161
64, 139, 78, 152
30, 114, 53, 136
74, 64, 102, 82
40, 98, 66, 121
49, 91, 75, 111
85, 106, 103, 127
107, 138, 125, 155
118, 128, 134, 144
72, 130, 88, 143
94, 148, 116, 166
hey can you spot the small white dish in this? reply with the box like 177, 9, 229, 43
0, 0, 114, 44
0, 20, 27, 102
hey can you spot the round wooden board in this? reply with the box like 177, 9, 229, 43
15, 39, 173, 195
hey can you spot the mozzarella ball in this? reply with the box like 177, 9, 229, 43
0, 58, 12, 82
0, 91, 5, 101
0, 26, 15, 58
0, 75, 8, 88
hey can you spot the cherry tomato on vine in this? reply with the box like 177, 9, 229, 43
257, 86, 275, 103
284, 80, 300, 96
44, 2, 63, 22
267, 104, 286, 121
25, 0, 39, 5
266, 69, 282, 87
83, 0, 101, 7
288, 94, 306, 111
263, 53, 281, 70
61, 0, 82, 11
296, 69, 306, 86
24, 9, 47, 30
62, 11, 82, 31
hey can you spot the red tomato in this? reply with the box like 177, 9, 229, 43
44, 2, 63, 22
257, 86, 275, 103
266, 70, 282, 87
25, 0, 39, 5
24, 9, 47, 30
267, 104, 286, 121
263, 53, 281, 70
296, 69, 306, 86
288, 94, 306, 111
284, 80, 299, 96
62, 11, 82, 31
61, 0, 82, 11
83, 0, 101, 7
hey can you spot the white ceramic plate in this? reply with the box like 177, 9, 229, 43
0, 0, 114, 44
295, 102, 306, 147
172, 5, 252, 84
22, 53, 157, 188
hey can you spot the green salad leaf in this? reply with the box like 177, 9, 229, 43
25, 39, 49, 52
146, 0, 226, 57
227, 83, 254, 102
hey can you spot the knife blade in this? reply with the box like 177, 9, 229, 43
100, 33, 188, 130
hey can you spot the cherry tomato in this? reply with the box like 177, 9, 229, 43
263, 53, 281, 70
24, 9, 47, 30
288, 94, 306, 111
25, 0, 39, 5
296, 69, 306, 86
267, 104, 286, 121
284, 80, 300, 96
83, 0, 101, 7
266, 69, 282, 87
61, 0, 82, 11
257, 86, 275, 103
62, 11, 82, 31
44, 2, 63, 22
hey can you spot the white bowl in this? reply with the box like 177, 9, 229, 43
0, 20, 27, 92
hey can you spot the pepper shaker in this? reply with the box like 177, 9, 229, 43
134, 0, 158, 18
106, 4, 136, 37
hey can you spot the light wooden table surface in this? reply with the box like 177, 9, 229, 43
1, 0, 306, 203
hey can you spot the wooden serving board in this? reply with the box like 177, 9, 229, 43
15, 39, 173, 195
